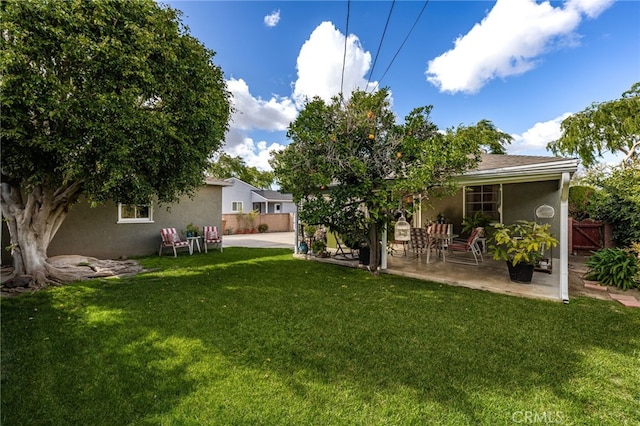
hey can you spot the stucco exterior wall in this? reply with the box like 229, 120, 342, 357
421, 190, 465, 233
48, 185, 224, 259
419, 180, 561, 238
502, 180, 561, 237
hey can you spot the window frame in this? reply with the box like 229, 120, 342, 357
463, 184, 501, 222
117, 203, 154, 224
231, 201, 243, 212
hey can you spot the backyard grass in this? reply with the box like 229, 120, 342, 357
2, 248, 639, 425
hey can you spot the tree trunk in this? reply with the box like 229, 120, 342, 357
1, 180, 83, 286
367, 224, 381, 274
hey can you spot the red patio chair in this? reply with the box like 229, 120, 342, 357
202, 226, 223, 253
446, 227, 484, 265
410, 227, 433, 262
159, 227, 192, 257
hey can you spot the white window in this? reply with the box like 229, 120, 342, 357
464, 185, 500, 221
118, 203, 153, 223
232, 201, 243, 212
274, 203, 281, 213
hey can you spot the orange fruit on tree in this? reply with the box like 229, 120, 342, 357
368, 133, 374, 140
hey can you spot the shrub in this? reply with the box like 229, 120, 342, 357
311, 239, 326, 254
568, 185, 595, 221
585, 248, 640, 290
258, 224, 269, 233
587, 166, 640, 246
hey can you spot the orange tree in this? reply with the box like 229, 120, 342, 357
271, 88, 482, 269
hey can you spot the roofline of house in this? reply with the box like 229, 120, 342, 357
455, 158, 579, 185
205, 177, 233, 187
251, 192, 293, 203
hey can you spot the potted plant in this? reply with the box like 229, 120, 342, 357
185, 223, 199, 238
311, 239, 328, 257
461, 211, 493, 235
246, 210, 259, 233
489, 220, 558, 283
235, 209, 245, 234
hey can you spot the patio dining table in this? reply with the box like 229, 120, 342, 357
428, 233, 458, 262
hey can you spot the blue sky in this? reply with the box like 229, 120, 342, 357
166, 0, 639, 170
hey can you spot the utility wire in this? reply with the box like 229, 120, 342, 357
370, 0, 430, 93
340, 0, 351, 97
366, 0, 396, 91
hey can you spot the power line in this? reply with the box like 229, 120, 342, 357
340, 0, 351, 97
369, 0, 430, 93
366, 0, 396, 91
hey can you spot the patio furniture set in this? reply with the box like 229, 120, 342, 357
401, 223, 485, 265
159, 226, 223, 257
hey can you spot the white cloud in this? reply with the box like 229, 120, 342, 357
223, 21, 382, 170
264, 10, 280, 28
227, 78, 297, 132
292, 21, 376, 107
509, 113, 571, 154
426, 0, 614, 94
224, 131, 286, 171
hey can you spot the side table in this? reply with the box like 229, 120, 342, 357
187, 236, 202, 254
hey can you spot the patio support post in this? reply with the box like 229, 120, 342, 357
293, 208, 299, 254
381, 225, 388, 270
560, 172, 570, 303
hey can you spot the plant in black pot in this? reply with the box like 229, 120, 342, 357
489, 220, 558, 283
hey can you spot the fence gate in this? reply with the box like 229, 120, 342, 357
572, 219, 604, 253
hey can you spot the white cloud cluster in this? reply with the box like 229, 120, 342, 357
224, 130, 286, 171
292, 21, 375, 107
227, 78, 297, 132
508, 113, 571, 154
426, 0, 614, 94
264, 10, 280, 28
223, 21, 376, 171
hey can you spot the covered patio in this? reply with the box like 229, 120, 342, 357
384, 248, 561, 301
309, 245, 561, 301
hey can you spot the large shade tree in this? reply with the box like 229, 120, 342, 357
549, 82, 640, 246
270, 88, 482, 269
1, 0, 231, 285
207, 152, 274, 189
548, 82, 639, 167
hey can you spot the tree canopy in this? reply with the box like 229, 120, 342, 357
0, 0, 231, 284
270, 88, 482, 268
548, 82, 640, 167
207, 153, 274, 189
455, 119, 512, 155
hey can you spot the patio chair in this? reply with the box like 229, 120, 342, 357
333, 232, 356, 259
202, 226, 223, 253
159, 227, 192, 257
446, 227, 484, 265
410, 227, 432, 262
425, 223, 451, 261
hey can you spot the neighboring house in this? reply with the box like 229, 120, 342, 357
222, 177, 295, 214
43, 178, 231, 259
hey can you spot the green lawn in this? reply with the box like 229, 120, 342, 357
2, 248, 639, 425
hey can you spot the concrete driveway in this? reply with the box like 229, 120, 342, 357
222, 231, 295, 249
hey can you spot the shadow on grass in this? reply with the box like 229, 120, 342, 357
2, 247, 639, 424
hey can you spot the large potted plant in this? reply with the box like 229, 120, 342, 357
489, 220, 558, 283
